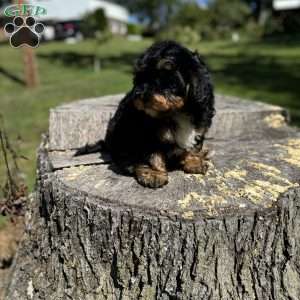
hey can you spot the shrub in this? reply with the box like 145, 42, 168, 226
158, 26, 201, 45
127, 23, 144, 35
81, 8, 108, 38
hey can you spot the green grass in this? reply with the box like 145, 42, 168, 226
0, 215, 8, 230
0, 37, 299, 191
197, 40, 300, 124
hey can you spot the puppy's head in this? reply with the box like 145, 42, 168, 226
131, 41, 199, 118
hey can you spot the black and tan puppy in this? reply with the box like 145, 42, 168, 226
105, 40, 215, 188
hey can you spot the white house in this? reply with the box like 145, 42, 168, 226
273, 0, 300, 10
29, 0, 129, 35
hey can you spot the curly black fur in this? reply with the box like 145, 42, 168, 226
105, 40, 215, 187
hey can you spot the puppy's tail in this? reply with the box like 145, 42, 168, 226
74, 140, 106, 157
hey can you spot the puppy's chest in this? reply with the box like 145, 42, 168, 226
159, 113, 202, 150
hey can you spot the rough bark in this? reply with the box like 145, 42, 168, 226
5, 95, 300, 300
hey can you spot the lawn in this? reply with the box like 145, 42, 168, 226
0, 36, 299, 191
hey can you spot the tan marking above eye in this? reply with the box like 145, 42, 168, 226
134, 99, 144, 110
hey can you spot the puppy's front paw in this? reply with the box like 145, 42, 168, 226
135, 165, 168, 188
181, 150, 210, 175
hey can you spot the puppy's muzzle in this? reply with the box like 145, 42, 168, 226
134, 94, 185, 116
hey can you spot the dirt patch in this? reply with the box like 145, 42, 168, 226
0, 217, 25, 300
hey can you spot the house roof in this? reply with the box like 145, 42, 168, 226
273, 0, 300, 10
28, 0, 129, 22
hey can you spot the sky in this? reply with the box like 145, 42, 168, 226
197, 0, 209, 6
128, 0, 210, 24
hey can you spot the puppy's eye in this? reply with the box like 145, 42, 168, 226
157, 59, 174, 70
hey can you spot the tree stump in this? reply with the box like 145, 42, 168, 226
6, 94, 300, 300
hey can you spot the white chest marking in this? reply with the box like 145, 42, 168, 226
173, 113, 198, 150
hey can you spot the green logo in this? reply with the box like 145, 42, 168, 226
4, 5, 47, 17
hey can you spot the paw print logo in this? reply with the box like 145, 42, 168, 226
4, 16, 44, 48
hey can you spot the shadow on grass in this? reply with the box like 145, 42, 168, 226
255, 35, 300, 47
0, 40, 9, 46
0, 66, 25, 85
38, 51, 139, 71
38, 49, 300, 126
206, 53, 300, 125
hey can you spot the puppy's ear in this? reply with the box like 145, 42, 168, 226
134, 58, 146, 73
186, 52, 215, 130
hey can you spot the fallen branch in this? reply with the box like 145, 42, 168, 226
0, 115, 28, 218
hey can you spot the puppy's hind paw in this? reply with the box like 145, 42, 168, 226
135, 165, 168, 189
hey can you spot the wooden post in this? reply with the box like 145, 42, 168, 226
16, 0, 40, 88
5, 95, 300, 299
22, 46, 39, 88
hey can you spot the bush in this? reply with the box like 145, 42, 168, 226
166, 3, 213, 40
161, 1, 252, 42
127, 23, 144, 35
81, 8, 108, 38
243, 20, 265, 40
208, 0, 251, 39
158, 26, 201, 45
280, 11, 300, 33
170, 3, 211, 30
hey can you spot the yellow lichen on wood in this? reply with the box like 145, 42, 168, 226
186, 174, 206, 186
255, 180, 297, 196
180, 147, 299, 211
179, 190, 228, 217
238, 184, 264, 203
276, 139, 300, 168
178, 192, 201, 209
264, 113, 286, 128
204, 195, 228, 216
182, 211, 194, 219
64, 165, 92, 181
250, 162, 281, 174
224, 169, 247, 182
240, 180, 298, 204
178, 190, 228, 217
249, 162, 292, 185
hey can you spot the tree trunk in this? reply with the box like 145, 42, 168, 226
5, 94, 300, 300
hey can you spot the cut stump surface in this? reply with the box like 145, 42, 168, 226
6, 94, 300, 300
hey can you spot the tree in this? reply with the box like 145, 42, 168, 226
243, 0, 273, 24
0, 0, 11, 6
160, 0, 252, 41
113, 0, 182, 32
244, 0, 300, 35
80, 8, 108, 38
170, 3, 212, 37
278, 10, 300, 33
170, 2, 212, 30
209, 0, 251, 30
81, 8, 111, 72
160, 3, 212, 42
7, 95, 300, 300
